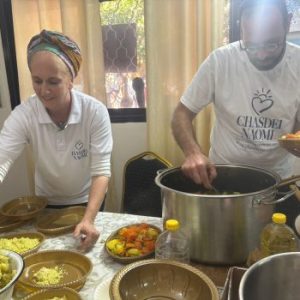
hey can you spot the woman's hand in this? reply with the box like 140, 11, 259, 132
181, 151, 217, 189
73, 219, 100, 252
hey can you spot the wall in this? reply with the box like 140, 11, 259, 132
0, 30, 31, 205
110, 122, 147, 211
0, 121, 146, 208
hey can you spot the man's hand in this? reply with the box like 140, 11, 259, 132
172, 103, 217, 187
181, 151, 217, 189
73, 220, 100, 252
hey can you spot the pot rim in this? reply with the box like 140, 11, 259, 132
238, 252, 300, 299
155, 164, 281, 198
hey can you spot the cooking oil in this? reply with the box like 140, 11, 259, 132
260, 213, 298, 257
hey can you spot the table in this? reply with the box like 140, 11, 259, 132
6, 212, 228, 299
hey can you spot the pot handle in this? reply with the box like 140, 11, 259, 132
255, 190, 295, 205
156, 168, 167, 175
277, 174, 300, 188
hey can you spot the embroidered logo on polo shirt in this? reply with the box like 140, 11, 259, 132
72, 141, 88, 160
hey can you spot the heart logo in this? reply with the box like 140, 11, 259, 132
251, 90, 274, 115
75, 141, 84, 150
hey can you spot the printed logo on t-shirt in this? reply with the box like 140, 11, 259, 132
235, 88, 282, 151
72, 141, 88, 160
251, 88, 273, 115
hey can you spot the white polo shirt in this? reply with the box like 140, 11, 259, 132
181, 41, 300, 179
0, 89, 113, 205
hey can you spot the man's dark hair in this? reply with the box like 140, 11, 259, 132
239, 0, 289, 24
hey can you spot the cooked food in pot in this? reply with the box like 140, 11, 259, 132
199, 190, 241, 195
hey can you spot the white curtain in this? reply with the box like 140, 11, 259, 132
145, 0, 225, 166
11, 0, 118, 211
12, 0, 106, 101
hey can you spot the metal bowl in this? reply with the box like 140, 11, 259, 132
109, 259, 219, 300
0, 249, 24, 300
239, 252, 300, 300
0, 196, 48, 221
105, 223, 161, 264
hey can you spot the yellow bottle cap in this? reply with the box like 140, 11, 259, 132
166, 219, 180, 231
272, 213, 287, 224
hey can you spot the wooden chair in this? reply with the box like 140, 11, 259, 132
121, 151, 172, 217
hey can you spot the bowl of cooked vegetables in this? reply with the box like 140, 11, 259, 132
278, 131, 300, 157
0, 249, 24, 300
105, 223, 161, 264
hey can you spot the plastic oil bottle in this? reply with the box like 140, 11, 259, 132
155, 219, 190, 263
260, 213, 298, 257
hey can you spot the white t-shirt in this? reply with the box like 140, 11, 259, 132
181, 41, 300, 179
0, 89, 113, 205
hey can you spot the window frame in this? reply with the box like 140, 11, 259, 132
99, 0, 146, 123
229, 0, 242, 43
108, 107, 146, 123
0, 0, 21, 110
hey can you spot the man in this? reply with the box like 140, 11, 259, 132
172, 0, 300, 189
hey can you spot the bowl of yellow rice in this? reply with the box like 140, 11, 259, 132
0, 232, 45, 257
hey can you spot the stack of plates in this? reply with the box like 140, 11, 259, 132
35, 206, 86, 235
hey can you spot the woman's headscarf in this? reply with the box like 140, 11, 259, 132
27, 29, 82, 78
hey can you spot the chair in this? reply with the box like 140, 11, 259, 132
121, 151, 172, 217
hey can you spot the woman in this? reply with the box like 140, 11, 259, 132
0, 30, 113, 251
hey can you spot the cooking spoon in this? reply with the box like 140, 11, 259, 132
210, 184, 220, 194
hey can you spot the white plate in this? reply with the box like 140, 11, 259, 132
93, 277, 112, 300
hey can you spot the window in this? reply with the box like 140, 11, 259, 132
99, 0, 146, 122
287, 0, 300, 45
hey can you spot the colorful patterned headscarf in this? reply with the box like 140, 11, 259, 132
27, 29, 82, 78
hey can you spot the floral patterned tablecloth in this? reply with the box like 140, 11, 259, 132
6, 211, 225, 299
9, 212, 163, 300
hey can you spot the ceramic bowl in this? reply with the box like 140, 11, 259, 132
21, 287, 82, 299
109, 259, 219, 300
0, 249, 24, 300
105, 223, 161, 264
17, 250, 92, 293
0, 196, 48, 221
278, 137, 300, 157
0, 232, 45, 257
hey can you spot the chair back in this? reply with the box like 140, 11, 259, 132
122, 151, 172, 217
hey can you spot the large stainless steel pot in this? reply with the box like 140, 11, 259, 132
239, 252, 300, 300
155, 164, 296, 265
